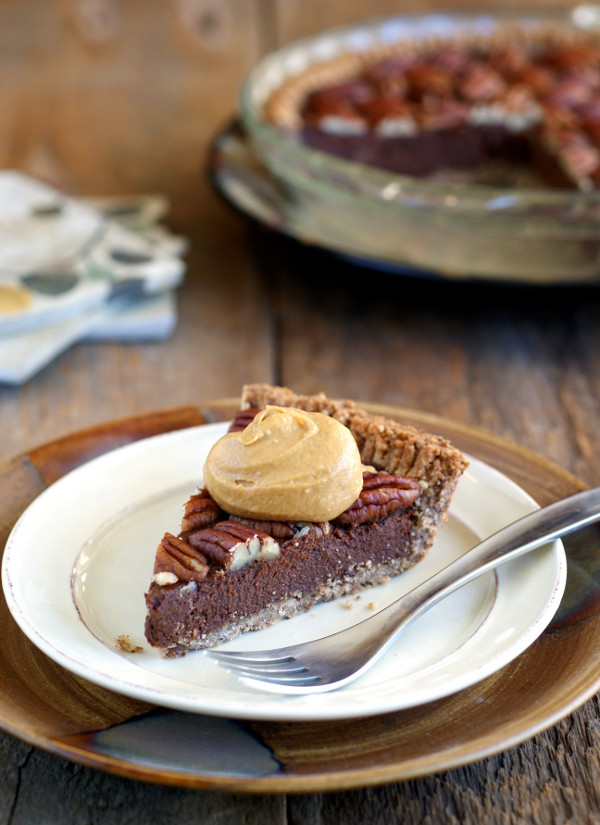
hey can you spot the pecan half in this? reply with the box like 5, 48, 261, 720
187, 520, 280, 571
304, 96, 368, 134
305, 80, 375, 111
180, 488, 220, 532
359, 96, 414, 126
582, 105, 600, 142
296, 521, 331, 539
365, 56, 413, 97
542, 44, 600, 72
488, 45, 530, 79
229, 515, 296, 540
153, 532, 209, 585
553, 129, 600, 181
334, 471, 420, 526
228, 407, 261, 433
541, 103, 579, 132
430, 46, 472, 75
544, 77, 594, 110
579, 98, 600, 124
406, 64, 455, 101
458, 63, 506, 102
513, 65, 555, 96
418, 98, 468, 130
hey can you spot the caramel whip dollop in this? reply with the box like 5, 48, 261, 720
203, 405, 364, 522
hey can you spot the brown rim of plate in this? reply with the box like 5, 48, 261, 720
0, 399, 598, 794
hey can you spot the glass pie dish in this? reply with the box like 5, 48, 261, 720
238, 6, 600, 284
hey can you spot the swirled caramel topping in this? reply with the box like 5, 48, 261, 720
203, 405, 363, 522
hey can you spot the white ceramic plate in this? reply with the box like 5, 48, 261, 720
1, 422, 566, 722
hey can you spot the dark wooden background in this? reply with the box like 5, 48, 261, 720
1, 1, 599, 822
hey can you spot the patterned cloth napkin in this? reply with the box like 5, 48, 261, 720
0, 172, 187, 384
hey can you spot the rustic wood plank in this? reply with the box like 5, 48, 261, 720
286, 709, 600, 823
0, 217, 274, 465
0, 0, 276, 464
272, 0, 581, 44
3, 737, 286, 825
0, 0, 264, 201
259, 240, 600, 486
24, 406, 207, 484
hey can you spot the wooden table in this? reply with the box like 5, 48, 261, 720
1, 1, 600, 822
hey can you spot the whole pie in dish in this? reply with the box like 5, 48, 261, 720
263, 21, 600, 190
144, 385, 468, 656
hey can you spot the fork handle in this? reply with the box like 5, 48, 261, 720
376, 486, 600, 647
210, 487, 600, 693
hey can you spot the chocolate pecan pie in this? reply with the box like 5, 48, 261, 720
263, 23, 600, 190
144, 385, 468, 656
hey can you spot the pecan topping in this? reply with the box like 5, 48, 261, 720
579, 98, 600, 124
544, 77, 594, 109
541, 104, 579, 132
582, 110, 600, 143
187, 520, 280, 571
306, 79, 375, 109
229, 515, 296, 540
304, 96, 368, 133
488, 45, 530, 79
359, 96, 414, 127
228, 407, 261, 433
588, 164, 600, 188
406, 64, 455, 101
180, 488, 220, 532
500, 83, 536, 112
153, 533, 209, 585
418, 98, 468, 130
365, 57, 413, 97
542, 44, 600, 72
299, 521, 331, 538
458, 63, 506, 102
334, 471, 420, 526
430, 46, 471, 75
229, 515, 332, 540
303, 81, 374, 128
513, 64, 555, 96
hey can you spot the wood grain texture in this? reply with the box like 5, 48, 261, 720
258, 239, 600, 489
0, 0, 599, 821
0, 0, 274, 463
271, 0, 579, 43
26, 405, 207, 484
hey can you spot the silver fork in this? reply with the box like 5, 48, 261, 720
208, 487, 600, 694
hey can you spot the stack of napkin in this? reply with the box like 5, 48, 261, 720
0, 171, 188, 385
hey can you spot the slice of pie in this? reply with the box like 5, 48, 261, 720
144, 385, 468, 656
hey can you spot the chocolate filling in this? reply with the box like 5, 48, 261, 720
144, 506, 420, 655
302, 123, 531, 177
